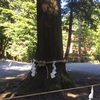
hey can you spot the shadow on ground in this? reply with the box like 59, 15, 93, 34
0, 71, 100, 100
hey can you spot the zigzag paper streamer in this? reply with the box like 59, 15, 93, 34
50, 61, 57, 79
88, 85, 94, 100
31, 61, 36, 77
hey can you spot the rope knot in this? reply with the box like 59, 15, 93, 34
37, 61, 46, 67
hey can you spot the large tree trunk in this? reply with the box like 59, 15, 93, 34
35, 0, 63, 61
6, 0, 74, 98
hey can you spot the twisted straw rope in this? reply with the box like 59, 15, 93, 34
32, 59, 67, 79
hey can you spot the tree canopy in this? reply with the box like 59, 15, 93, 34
0, 0, 37, 61
62, 0, 100, 61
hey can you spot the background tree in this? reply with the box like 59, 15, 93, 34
0, 0, 37, 61
62, 0, 100, 61
0, 0, 9, 58
64, 0, 73, 59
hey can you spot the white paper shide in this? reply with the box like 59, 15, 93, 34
31, 62, 36, 77
88, 85, 94, 100
50, 61, 57, 79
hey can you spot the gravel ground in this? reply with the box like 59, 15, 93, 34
0, 60, 100, 78
66, 62, 100, 75
0, 60, 100, 100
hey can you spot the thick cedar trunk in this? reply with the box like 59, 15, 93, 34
35, 0, 63, 61
35, 0, 74, 91
6, 0, 74, 98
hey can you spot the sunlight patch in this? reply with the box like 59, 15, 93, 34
3, 65, 31, 71
67, 93, 79, 98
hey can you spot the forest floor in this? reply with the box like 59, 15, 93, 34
0, 71, 100, 100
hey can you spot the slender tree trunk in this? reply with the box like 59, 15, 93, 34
64, 0, 73, 60
78, 20, 82, 62
0, 40, 2, 58
0, 39, 3, 58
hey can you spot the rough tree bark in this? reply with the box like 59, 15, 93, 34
6, 0, 74, 98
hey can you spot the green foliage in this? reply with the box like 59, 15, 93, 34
73, 0, 100, 29
0, 0, 100, 62
62, 0, 100, 62
0, 0, 37, 61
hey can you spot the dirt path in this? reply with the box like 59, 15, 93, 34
0, 61, 100, 99
0, 71, 100, 100
66, 62, 100, 75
